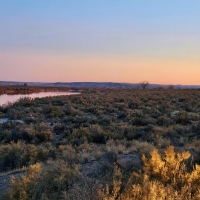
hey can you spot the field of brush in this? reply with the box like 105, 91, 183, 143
1, 88, 200, 199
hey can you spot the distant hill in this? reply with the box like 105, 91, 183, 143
0, 81, 200, 89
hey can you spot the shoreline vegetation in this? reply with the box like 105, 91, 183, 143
0, 87, 200, 199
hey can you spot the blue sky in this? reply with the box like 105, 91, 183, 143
0, 1, 200, 84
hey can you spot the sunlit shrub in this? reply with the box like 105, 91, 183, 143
103, 146, 200, 200
4, 161, 81, 200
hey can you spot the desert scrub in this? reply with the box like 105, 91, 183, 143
103, 146, 200, 200
3, 161, 81, 200
0, 141, 49, 172
3, 163, 42, 200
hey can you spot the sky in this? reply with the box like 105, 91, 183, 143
0, 1, 200, 84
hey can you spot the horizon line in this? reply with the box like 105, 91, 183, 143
0, 80, 200, 86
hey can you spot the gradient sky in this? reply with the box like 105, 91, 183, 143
1, 1, 200, 84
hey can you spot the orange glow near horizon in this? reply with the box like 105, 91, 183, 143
0, 50, 200, 85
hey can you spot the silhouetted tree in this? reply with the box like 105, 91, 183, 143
168, 85, 174, 89
140, 81, 149, 89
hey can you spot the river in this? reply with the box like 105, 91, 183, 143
0, 92, 79, 106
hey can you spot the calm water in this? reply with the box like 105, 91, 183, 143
0, 92, 79, 106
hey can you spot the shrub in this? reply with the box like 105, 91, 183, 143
0, 141, 49, 172
4, 161, 81, 200
5, 163, 42, 200
103, 146, 200, 200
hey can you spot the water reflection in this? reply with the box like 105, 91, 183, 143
0, 92, 79, 106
